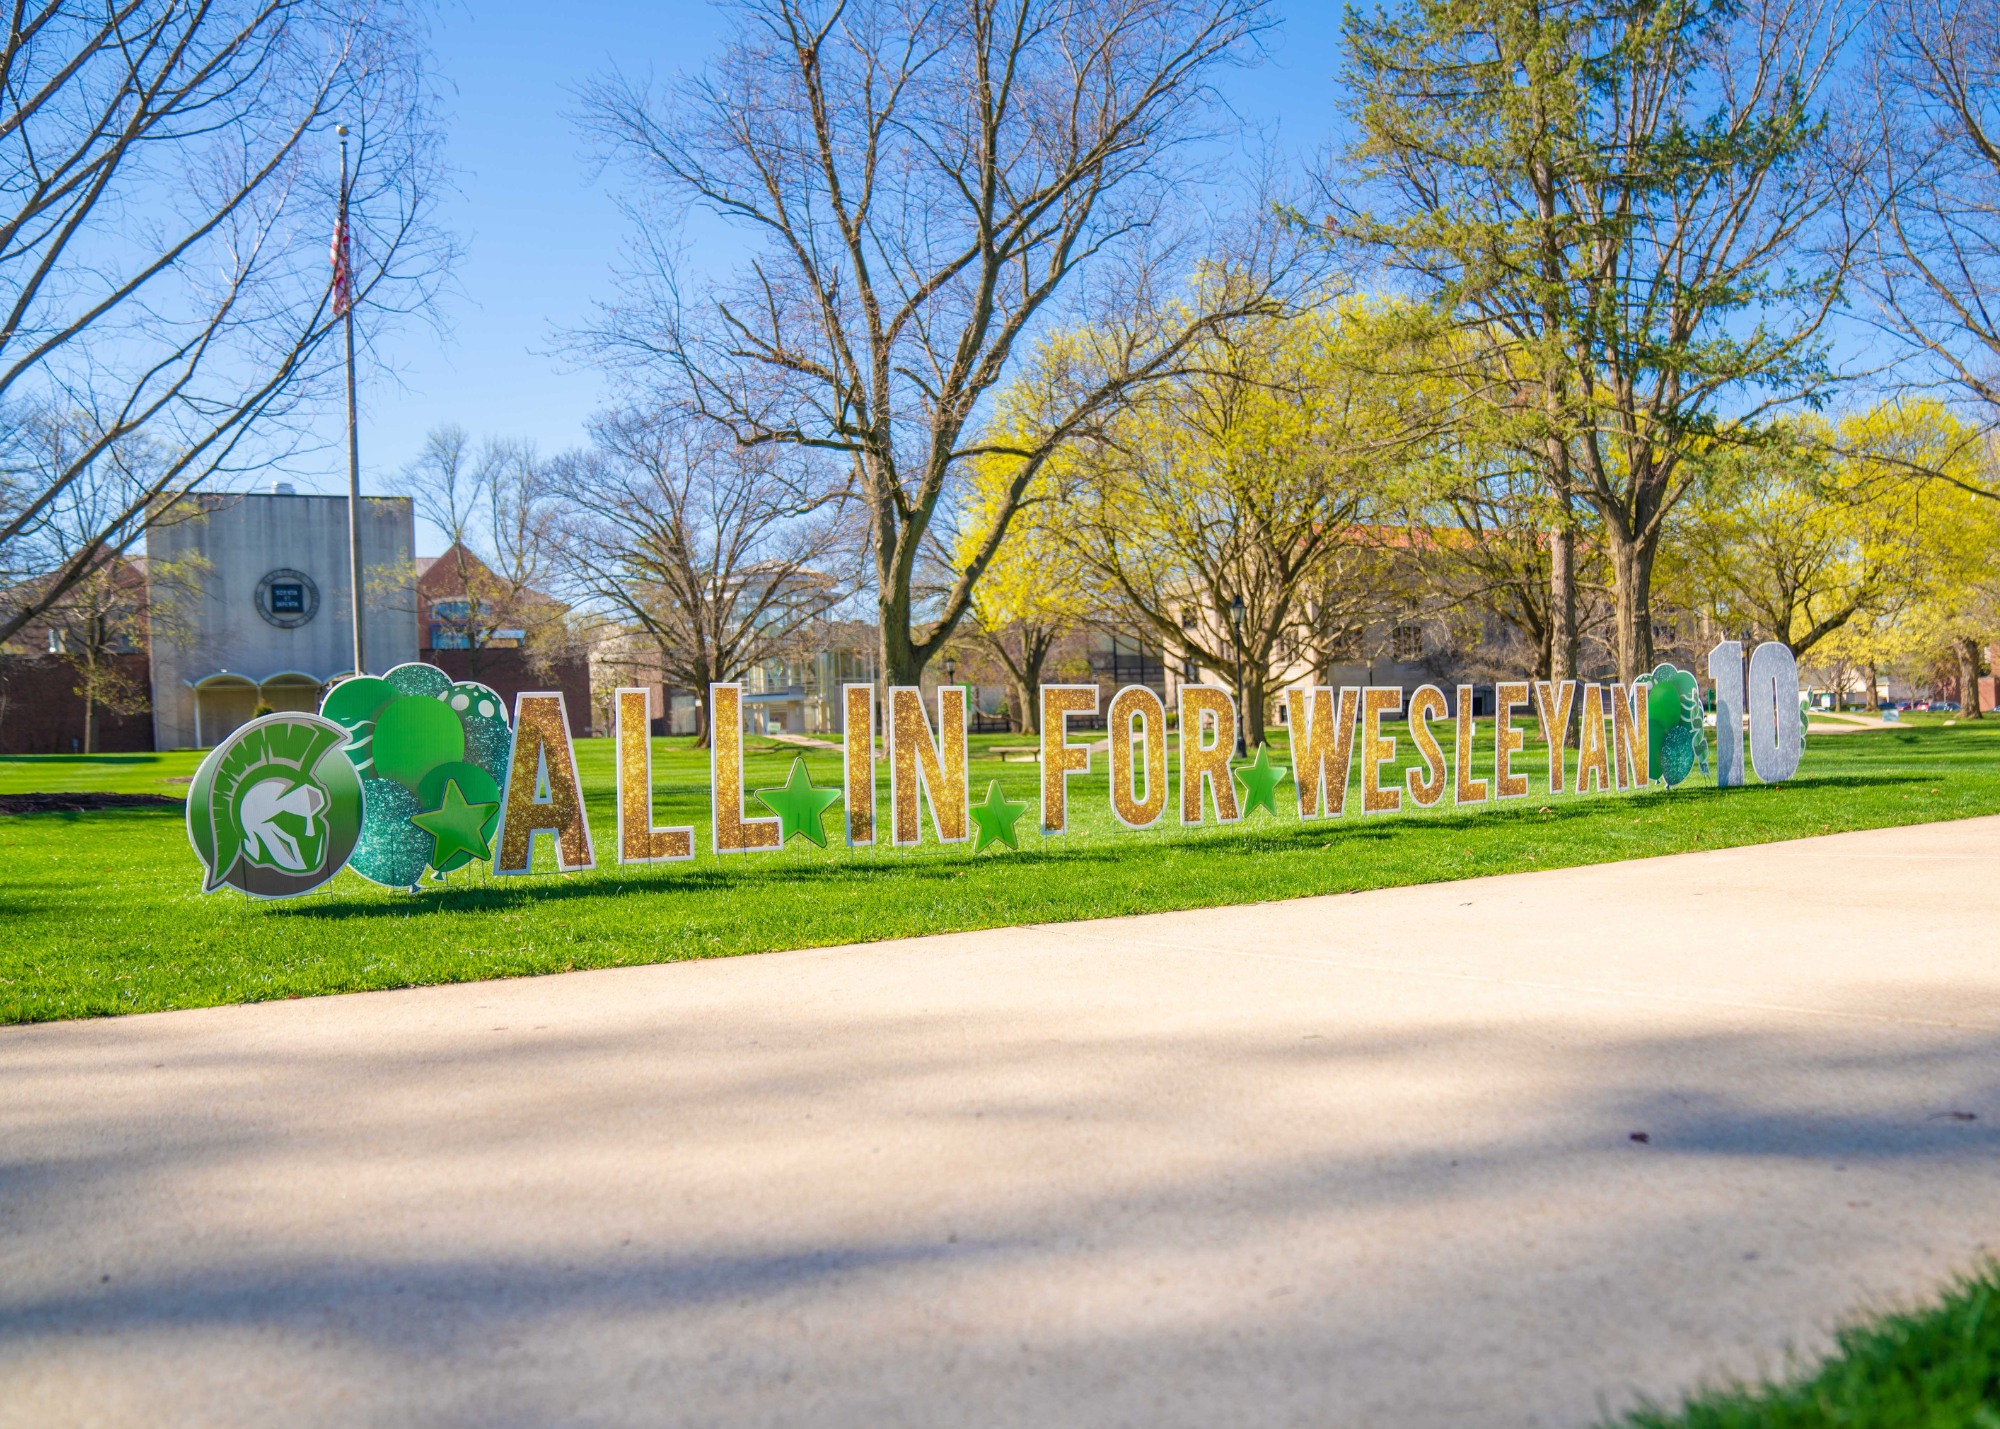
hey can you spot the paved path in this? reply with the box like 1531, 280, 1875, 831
6, 821, 2000, 1429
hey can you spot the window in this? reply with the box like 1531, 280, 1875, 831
47, 628, 66, 655
1392, 623, 1424, 662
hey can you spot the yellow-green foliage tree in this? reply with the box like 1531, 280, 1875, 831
1665, 418, 1924, 659
1672, 402, 2000, 713
1025, 300, 1440, 748
954, 427, 1098, 735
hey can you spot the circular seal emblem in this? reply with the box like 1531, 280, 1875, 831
186, 713, 364, 897
254, 568, 319, 629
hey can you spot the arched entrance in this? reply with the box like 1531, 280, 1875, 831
192, 674, 259, 748
258, 672, 325, 714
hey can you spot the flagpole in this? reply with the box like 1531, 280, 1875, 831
338, 124, 366, 677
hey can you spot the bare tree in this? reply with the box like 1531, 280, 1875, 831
0, 0, 451, 645
578, 0, 1308, 687
548, 409, 853, 746
1866, 0, 2000, 454
404, 424, 569, 680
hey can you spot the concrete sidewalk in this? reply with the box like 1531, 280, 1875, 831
5, 821, 2000, 1428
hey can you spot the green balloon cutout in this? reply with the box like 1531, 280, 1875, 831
371, 695, 466, 789
321, 663, 510, 888
384, 661, 452, 699
442, 681, 512, 779
1645, 664, 1708, 787
415, 760, 502, 873
319, 676, 399, 779
348, 776, 433, 887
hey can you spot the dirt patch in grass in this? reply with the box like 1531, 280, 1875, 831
0, 792, 182, 814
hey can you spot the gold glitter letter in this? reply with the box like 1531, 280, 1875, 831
1455, 684, 1488, 805
1284, 686, 1358, 818
1612, 682, 1645, 788
1361, 686, 1403, 814
1108, 685, 1168, 828
495, 692, 596, 874
844, 684, 876, 846
1494, 681, 1530, 799
709, 684, 781, 855
1177, 686, 1240, 826
1532, 680, 1579, 794
1576, 683, 1612, 794
1406, 685, 1448, 808
614, 688, 692, 863
1039, 685, 1099, 833
889, 685, 968, 846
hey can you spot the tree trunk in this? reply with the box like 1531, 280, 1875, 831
879, 582, 925, 687
82, 685, 95, 755
1009, 674, 1038, 734
982, 626, 1051, 734
1607, 530, 1657, 687
1548, 510, 1579, 685
1958, 636, 1983, 718
692, 684, 711, 749
1241, 667, 1269, 750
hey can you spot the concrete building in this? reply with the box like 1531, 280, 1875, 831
145, 490, 417, 750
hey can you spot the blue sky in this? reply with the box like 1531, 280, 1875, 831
306, 0, 1348, 552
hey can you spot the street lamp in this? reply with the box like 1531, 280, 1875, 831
1229, 593, 1246, 756
945, 655, 957, 687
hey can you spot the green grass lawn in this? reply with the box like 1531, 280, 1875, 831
1607, 1261, 2000, 1428
1, 719, 1995, 1024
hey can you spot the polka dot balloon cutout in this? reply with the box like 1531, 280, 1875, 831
319, 662, 511, 887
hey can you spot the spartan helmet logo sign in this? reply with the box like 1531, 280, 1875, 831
187, 714, 364, 898
237, 777, 329, 872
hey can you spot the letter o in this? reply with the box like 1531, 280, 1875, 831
1747, 641, 1803, 784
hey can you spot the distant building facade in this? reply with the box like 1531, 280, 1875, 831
145, 491, 418, 750
416, 542, 591, 735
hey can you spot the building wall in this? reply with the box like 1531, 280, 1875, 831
0, 654, 155, 754
427, 648, 593, 737
146, 493, 418, 749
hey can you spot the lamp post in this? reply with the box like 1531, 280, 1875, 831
1229, 592, 1246, 757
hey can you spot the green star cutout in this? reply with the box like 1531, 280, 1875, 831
753, 755, 843, 847
968, 779, 1029, 853
1234, 742, 1290, 819
410, 778, 499, 866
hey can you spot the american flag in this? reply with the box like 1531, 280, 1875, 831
329, 187, 352, 318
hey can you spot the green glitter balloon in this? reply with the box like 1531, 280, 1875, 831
348, 777, 434, 887
371, 695, 466, 789
1662, 725, 1697, 786
384, 661, 452, 699
415, 760, 502, 873
440, 681, 510, 779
